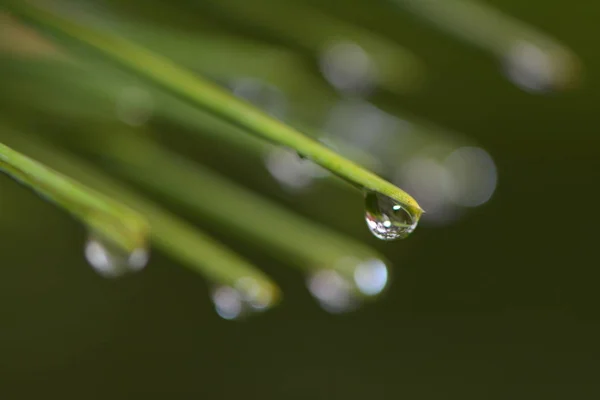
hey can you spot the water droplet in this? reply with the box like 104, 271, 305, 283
444, 147, 497, 208
324, 99, 406, 156
84, 236, 149, 278
307, 258, 390, 313
395, 156, 462, 226
307, 269, 358, 314
319, 41, 376, 94
211, 277, 275, 320
353, 258, 389, 296
364, 192, 417, 240
502, 41, 576, 93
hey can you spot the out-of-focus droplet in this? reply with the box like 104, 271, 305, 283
212, 286, 244, 320
502, 41, 569, 93
84, 236, 149, 278
230, 78, 287, 120
265, 147, 329, 191
235, 276, 274, 311
319, 41, 376, 94
365, 191, 418, 240
353, 259, 389, 296
211, 277, 275, 320
115, 86, 154, 126
395, 156, 461, 225
444, 146, 497, 207
324, 99, 407, 157
307, 258, 390, 313
307, 269, 358, 313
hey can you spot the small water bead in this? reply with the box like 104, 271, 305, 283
444, 146, 497, 208
364, 192, 418, 240
307, 259, 390, 313
324, 99, 406, 158
211, 277, 275, 320
395, 156, 462, 226
353, 259, 389, 296
235, 277, 274, 311
307, 269, 358, 314
319, 40, 376, 94
502, 41, 576, 93
84, 236, 149, 278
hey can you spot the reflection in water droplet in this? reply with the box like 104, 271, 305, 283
319, 41, 376, 94
307, 259, 390, 313
211, 277, 275, 320
115, 86, 154, 126
84, 236, 149, 278
364, 192, 417, 240
503, 41, 558, 93
265, 148, 329, 191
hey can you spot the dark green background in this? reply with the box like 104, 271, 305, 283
1, 0, 598, 398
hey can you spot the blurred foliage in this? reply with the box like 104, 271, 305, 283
0, 0, 598, 398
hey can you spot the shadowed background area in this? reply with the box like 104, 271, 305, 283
0, 0, 598, 398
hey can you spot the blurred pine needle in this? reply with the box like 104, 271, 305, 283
0, 0, 580, 318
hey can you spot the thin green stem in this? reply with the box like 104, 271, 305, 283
59, 128, 387, 272
5, 0, 424, 219
2, 55, 471, 191
391, 0, 580, 89
195, 0, 424, 93
0, 126, 281, 306
0, 137, 148, 253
